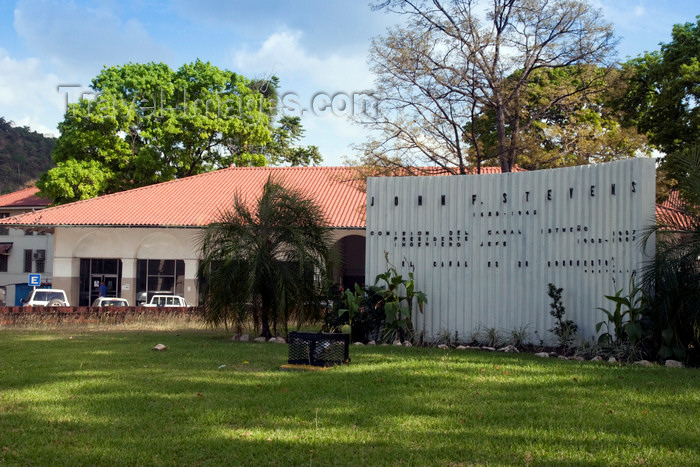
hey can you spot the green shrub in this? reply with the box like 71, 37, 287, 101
596, 275, 651, 361
547, 283, 577, 348
369, 252, 427, 343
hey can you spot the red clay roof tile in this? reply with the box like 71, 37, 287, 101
1, 167, 367, 228
0, 187, 51, 208
655, 191, 697, 230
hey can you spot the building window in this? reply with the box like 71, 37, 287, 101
23, 249, 32, 273
0, 213, 8, 236
35, 249, 46, 273
0, 254, 7, 272
136, 259, 185, 304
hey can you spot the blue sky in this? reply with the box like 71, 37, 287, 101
0, 0, 697, 166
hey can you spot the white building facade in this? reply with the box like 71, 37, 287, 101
0, 188, 52, 305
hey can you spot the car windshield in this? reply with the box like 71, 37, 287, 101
34, 291, 63, 302
101, 299, 127, 306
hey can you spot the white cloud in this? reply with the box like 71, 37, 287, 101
232, 30, 374, 93
231, 30, 377, 166
0, 48, 63, 136
13, 0, 172, 75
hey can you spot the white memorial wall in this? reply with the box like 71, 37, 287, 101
366, 159, 656, 344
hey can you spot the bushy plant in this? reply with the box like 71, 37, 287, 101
509, 324, 530, 348
198, 178, 332, 337
596, 275, 651, 361
322, 283, 347, 331
370, 252, 427, 343
641, 146, 700, 364
324, 283, 384, 343
434, 328, 453, 346
338, 283, 364, 328
480, 326, 500, 347
547, 283, 578, 348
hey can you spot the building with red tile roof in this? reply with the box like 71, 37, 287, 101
1, 166, 370, 306
4, 166, 365, 229
0, 164, 683, 308
0, 187, 52, 305
0, 186, 51, 210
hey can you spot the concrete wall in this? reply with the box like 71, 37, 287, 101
366, 159, 656, 344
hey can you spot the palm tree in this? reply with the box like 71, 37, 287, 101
642, 146, 700, 363
198, 177, 334, 337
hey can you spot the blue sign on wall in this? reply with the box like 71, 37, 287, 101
28, 274, 41, 286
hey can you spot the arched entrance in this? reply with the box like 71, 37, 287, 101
333, 234, 366, 289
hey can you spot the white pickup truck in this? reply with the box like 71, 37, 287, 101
142, 294, 188, 308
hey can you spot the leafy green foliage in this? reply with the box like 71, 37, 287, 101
34, 158, 112, 204
324, 283, 385, 342
338, 283, 364, 324
0, 117, 55, 194
642, 148, 700, 364
471, 66, 650, 171
329, 284, 382, 342
619, 17, 700, 157
595, 275, 651, 361
197, 178, 333, 337
38, 61, 320, 204
369, 252, 427, 343
547, 283, 577, 347
596, 275, 649, 346
261, 115, 322, 167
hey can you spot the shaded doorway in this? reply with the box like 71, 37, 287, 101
333, 234, 366, 290
79, 259, 122, 305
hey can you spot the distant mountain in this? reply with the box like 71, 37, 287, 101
0, 117, 56, 194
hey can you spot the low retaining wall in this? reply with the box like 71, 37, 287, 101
0, 306, 202, 325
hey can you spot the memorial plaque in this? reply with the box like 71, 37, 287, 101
366, 159, 656, 343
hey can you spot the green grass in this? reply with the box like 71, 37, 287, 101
1, 329, 699, 466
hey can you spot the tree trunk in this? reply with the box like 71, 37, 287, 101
260, 292, 272, 338
496, 103, 511, 173
260, 307, 272, 338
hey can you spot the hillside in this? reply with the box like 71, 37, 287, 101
0, 117, 56, 194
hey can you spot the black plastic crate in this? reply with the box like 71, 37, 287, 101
288, 332, 350, 367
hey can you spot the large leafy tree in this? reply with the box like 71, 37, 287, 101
619, 17, 700, 200
198, 178, 333, 338
38, 61, 319, 204
472, 66, 650, 170
354, 0, 618, 174
620, 17, 700, 157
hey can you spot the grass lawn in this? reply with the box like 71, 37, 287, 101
1, 329, 699, 466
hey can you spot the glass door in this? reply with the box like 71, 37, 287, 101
90, 274, 118, 304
